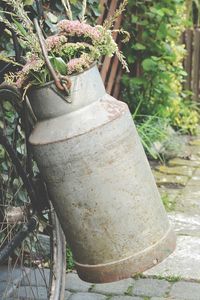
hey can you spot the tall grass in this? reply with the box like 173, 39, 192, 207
135, 115, 169, 161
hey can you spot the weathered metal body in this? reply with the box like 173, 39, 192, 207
28, 65, 176, 283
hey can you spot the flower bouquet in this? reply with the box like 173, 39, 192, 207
0, 0, 129, 93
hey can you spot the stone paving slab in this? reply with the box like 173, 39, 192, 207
21, 268, 50, 286
68, 292, 107, 300
168, 158, 200, 167
144, 235, 200, 280
155, 165, 194, 177
170, 282, 200, 300
65, 272, 92, 292
11, 285, 48, 299
187, 168, 200, 185
0, 266, 28, 299
153, 171, 189, 187
175, 187, 200, 214
91, 278, 134, 295
169, 212, 200, 237
111, 296, 143, 300
65, 290, 71, 299
150, 298, 169, 300
132, 278, 171, 298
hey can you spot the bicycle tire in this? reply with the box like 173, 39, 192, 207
0, 86, 66, 300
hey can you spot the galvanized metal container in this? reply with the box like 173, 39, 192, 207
28, 64, 176, 283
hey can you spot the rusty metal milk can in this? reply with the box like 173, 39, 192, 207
28, 64, 176, 283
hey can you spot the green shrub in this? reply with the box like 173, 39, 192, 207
122, 0, 199, 135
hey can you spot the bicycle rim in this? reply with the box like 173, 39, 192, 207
0, 91, 66, 299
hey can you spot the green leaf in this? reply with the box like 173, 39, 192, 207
131, 77, 145, 86
131, 15, 138, 23
3, 101, 13, 111
47, 12, 58, 24
12, 18, 27, 36
150, 7, 164, 17
23, 0, 34, 5
142, 58, 157, 71
127, 55, 135, 64
49, 56, 67, 75
132, 43, 146, 50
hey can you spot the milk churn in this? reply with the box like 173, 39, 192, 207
28, 64, 176, 283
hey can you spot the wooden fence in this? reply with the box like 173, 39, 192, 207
98, 0, 123, 99
183, 28, 200, 101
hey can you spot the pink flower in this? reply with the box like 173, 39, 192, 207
16, 77, 24, 88
45, 35, 67, 51
58, 20, 101, 41
67, 55, 91, 74
16, 55, 43, 88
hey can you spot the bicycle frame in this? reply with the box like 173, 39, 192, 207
0, 87, 38, 263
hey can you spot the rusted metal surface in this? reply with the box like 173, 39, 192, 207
77, 228, 176, 283
29, 65, 176, 283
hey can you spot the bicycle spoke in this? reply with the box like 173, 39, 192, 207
0, 88, 66, 299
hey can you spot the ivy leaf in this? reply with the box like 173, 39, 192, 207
150, 7, 164, 17
157, 24, 167, 39
142, 58, 157, 71
128, 55, 135, 64
131, 77, 145, 86
131, 15, 138, 23
132, 43, 146, 50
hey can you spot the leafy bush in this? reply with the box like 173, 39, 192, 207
122, 0, 199, 135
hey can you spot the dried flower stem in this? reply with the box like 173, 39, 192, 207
0, 54, 22, 67
103, 0, 128, 30
2, 0, 33, 31
115, 48, 130, 72
112, 29, 130, 43
61, 0, 73, 20
0, 1, 41, 53
81, 0, 87, 22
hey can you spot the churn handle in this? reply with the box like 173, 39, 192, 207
33, 18, 72, 95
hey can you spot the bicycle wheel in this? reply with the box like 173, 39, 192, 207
0, 86, 66, 300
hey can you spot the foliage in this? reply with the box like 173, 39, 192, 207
0, 0, 128, 90
122, 0, 199, 135
66, 246, 75, 271
135, 115, 169, 160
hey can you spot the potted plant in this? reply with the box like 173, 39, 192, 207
0, 0, 129, 94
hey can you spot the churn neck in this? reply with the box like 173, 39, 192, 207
28, 64, 106, 121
